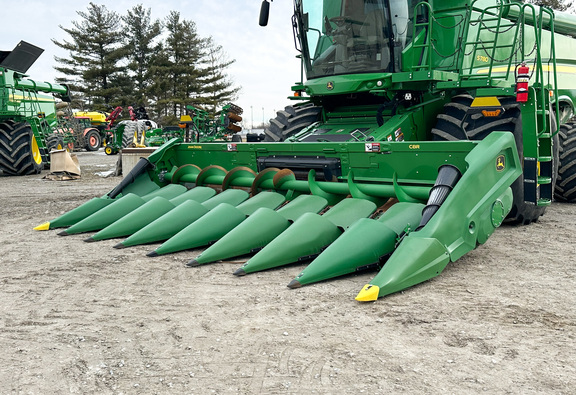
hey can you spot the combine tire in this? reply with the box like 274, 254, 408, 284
555, 120, 576, 202
432, 94, 549, 224
264, 103, 321, 141
0, 121, 43, 176
85, 129, 102, 151
46, 133, 64, 152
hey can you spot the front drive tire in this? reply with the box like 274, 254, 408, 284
0, 121, 43, 176
432, 95, 549, 224
555, 120, 576, 202
264, 103, 321, 142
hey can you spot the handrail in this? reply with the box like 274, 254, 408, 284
463, 2, 559, 136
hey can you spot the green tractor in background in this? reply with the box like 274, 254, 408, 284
0, 41, 71, 175
37, 0, 576, 301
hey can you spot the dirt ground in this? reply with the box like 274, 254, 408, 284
0, 150, 575, 394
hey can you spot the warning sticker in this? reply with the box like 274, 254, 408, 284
394, 128, 404, 141
365, 143, 381, 152
227, 144, 237, 152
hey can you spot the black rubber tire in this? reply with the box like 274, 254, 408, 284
105, 145, 117, 155
264, 103, 322, 141
431, 94, 547, 224
555, 120, 576, 202
231, 134, 242, 142
84, 129, 102, 151
119, 121, 136, 149
0, 121, 43, 176
46, 133, 64, 152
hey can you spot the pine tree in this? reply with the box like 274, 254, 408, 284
53, 5, 240, 123
148, 47, 173, 120
121, 4, 162, 106
149, 11, 206, 124
201, 37, 240, 114
52, 2, 128, 110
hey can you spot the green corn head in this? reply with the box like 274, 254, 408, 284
33, 0, 576, 301
36, 132, 521, 300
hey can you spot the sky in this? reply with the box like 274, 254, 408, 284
1, 0, 300, 129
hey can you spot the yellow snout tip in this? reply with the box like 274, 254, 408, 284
355, 284, 380, 302
34, 222, 51, 231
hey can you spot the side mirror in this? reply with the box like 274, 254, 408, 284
259, 0, 270, 26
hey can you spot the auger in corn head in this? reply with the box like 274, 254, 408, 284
36, 0, 576, 300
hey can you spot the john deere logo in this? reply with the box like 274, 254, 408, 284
327, 81, 334, 90
496, 155, 505, 171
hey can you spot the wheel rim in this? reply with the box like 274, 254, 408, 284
32, 137, 42, 165
89, 134, 98, 147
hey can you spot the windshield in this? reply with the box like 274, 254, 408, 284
296, 0, 413, 79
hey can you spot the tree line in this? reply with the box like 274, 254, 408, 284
53, 2, 239, 125
524, 0, 573, 11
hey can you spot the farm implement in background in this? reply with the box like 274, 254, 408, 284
150, 103, 252, 146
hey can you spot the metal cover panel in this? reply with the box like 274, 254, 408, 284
0, 41, 44, 73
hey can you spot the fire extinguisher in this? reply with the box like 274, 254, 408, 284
515, 63, 530, 103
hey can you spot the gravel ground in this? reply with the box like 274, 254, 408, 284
0, 150, 575, 394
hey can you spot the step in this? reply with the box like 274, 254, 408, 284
537, 176, 552, 185
537, 198, 552, 207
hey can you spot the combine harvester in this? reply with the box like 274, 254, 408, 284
36, 0, 576, 301
0, 41, 71, 175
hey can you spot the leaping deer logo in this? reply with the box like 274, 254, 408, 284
496, 155, 505, 172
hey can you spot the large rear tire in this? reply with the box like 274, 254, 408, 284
264, 103, 322, 141
0, 121, 43, 176
85, 129, 102, 151
431, 94, 547, 224
555, 120, 576, 202
120, 121, 137, 149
